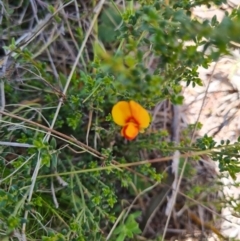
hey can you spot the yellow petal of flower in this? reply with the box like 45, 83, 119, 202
122, 122, 139, 140
129, 100, 150, 128
112, 101, 132, 126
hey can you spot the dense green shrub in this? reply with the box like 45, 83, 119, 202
0, 0, 240, 240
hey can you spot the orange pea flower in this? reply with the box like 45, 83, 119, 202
112, 100, 150, 140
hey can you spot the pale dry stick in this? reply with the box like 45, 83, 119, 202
104, 7, 119, 26
94, 111, 99, 149
51, 177, 59, 208
140, 105, 181, 234
126, 182, 161, 218
0, 80, 5, 119
6, 103, 52, 128
0, 112, 216, 158
161, 62, 219, 241
106, 182, 161, 240
0, 111, 104, 157
86, 109, 93, 146
165, 105, 181, 215
0, 3, 3, 24
82, 82, 102, 103
106, 210, 126, 241
0, 154, 36, 184
55, 170, 68, 187
0, 42, 6, 120
67, 145, 85, 154
230, 41, 240, 48
29, 211, 48, 233
0, 141, 34, 148
150, 101, 164, 128
21, 0, 106, 238
13, 230, 23, 241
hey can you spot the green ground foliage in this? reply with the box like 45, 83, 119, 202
0, 0, 240, 240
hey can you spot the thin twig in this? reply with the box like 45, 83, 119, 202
51, 177, 59, 208
0, 141, 34, 147
0, 110, 103, 157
